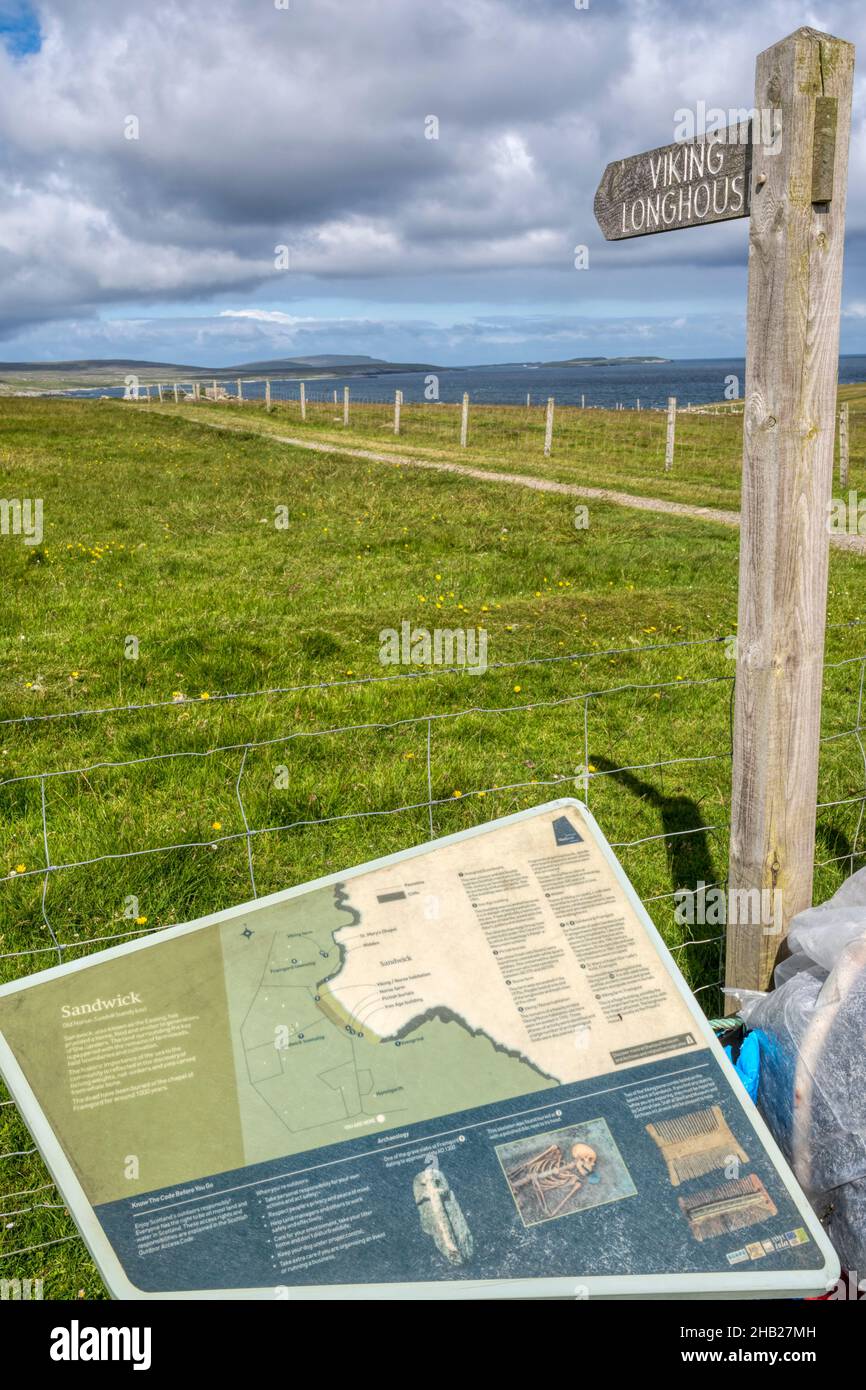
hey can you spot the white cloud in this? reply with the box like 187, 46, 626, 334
0, 0, 864, 354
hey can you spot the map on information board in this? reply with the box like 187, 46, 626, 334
0, 800, 839, 1298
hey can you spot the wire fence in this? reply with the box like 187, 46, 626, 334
5, 374, 866, 1277
125, 381, 866, 490
3, 614, 866, 1274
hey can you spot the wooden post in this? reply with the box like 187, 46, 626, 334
460, 392, 469, 448
145, 385, 151, 402
394, 390, 402, 435
544, 397, 555, 457
839, 401, 850, 487
157, 383, 164, 403
334, 389, 338, 405
193, 382, 200, 402
213, 378, 218, 399
726, 28, 854, 999
664, 396, 676, 470
237, 379, 243, 404
265, 379, 272, 411
343, 386, 350, 426
526, 393, 531, 408
300, 382, 306, 421
173, 383, 179, 404
636, 398, 640, 411
581, 394, 585, 409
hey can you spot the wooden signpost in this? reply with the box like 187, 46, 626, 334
595, 28, 854, 995
594, 124, 751, 240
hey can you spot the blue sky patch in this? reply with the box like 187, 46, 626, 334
0, 1, 42, 57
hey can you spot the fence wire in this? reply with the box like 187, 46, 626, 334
2, 623, 866, 1269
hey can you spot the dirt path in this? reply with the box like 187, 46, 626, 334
145, 407, 866, 556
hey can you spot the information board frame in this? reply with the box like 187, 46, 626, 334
0, 799, 840, 1300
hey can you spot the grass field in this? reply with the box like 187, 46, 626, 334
2, 393, 866, 1297
135, 381, 866, 512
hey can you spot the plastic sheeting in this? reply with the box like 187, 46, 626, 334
739, 866, 866, 1275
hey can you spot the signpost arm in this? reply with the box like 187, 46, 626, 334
726, 28, 854, 999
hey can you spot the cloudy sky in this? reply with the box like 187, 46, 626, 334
1, 0, 865, 365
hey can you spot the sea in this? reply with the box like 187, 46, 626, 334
63, 356, 866, 412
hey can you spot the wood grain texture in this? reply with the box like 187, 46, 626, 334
726, 28, 855, 1000
544, 397, 555, 457
594, 126, 751, 241
665, 397, 676, 471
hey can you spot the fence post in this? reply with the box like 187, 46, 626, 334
343, 386, 350, 426
581, 394, 585, 409
526, 393, 531, 408
726, 27, 854, 1000
300, 382, 306, 421
664, 396, 676, 470
173, 383, 179, 404
460, 392, 469, 448
156, 383, 163, 403
544, 397, 555, 457
394, 390, 402, 435
265, 379, 271, 411
193, 382, 200, 402
839, 401, 849, 487
237, 379, 243, 404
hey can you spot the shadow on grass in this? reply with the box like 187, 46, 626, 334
589, 755, 723, 1003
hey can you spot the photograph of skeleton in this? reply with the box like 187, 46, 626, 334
496, 1118, 636, 1228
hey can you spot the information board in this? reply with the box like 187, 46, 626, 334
0, 800, 839, 1298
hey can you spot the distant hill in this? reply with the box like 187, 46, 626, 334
0, 354, 441, 385
546, 355, 670, 366
226, 355, 439, 374
0, 352, 666, 377
457, 356, 671, 368
0, 358, 200, 372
